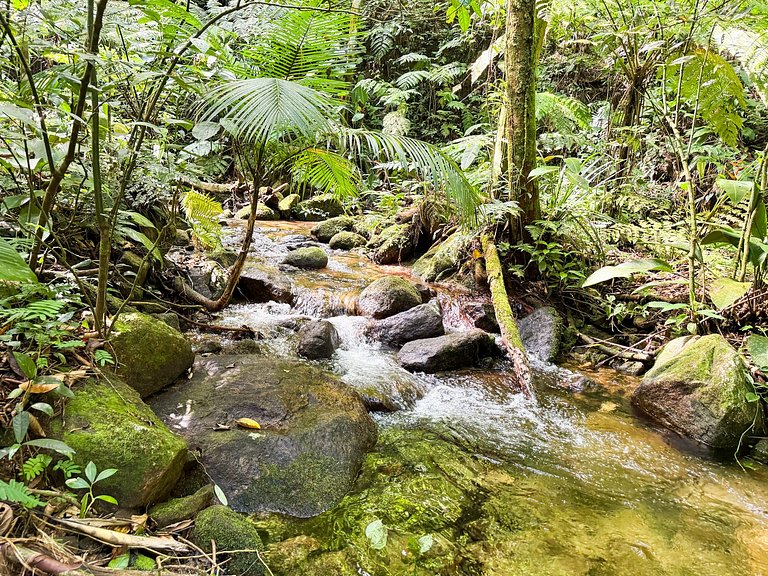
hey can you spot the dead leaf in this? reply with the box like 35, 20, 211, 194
213, 423, 231, 431
236, 418, 261, 430
0, 503, 13, 537
19, 381, 60, 394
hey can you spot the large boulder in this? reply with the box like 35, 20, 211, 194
278, 193, 301, 217
297, 320, 340, 359
296, 194, 344, 221
311, 216, 355, 243
282, 246, 328, 269
357, 276, 421, 319
149, 355, 377, 517
365, 301, 444, 347
238, 264, 293, 303
193, 506, 265, 576
631, 335, 760, 451
48, 378, 187, 509
110, 312, 194, 398
518, 306, 563, 363
329, 231, 367, 250
412, 232, 468, 282
367, 223, 414, 264
235, 203, 279, 221
398, 330, 498, 373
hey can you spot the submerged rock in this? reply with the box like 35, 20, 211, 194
398, 330, 498, 373
631, 335, 760, 451
282, 246, 328, 269
110, 312, 194, 398
518, 306, 563, 363
296, 194, 344, 221
193, 505, 265, 576
329, 231, 367, 250
462, 302, 499, 333
48, 378, 187, 509
366, 301, 444, 347
311, 216, 355, 243
149, 355, 377, 517
297, 320, 340, 359
357, 276, 422, 319
238, 265, 293, 303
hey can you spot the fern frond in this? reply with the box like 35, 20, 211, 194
428, 62, 466, 85
395, 53, 430, 64
395, 70, 431, 90
535, 91, 592, 134
291, 148, 361, 200
181, 190, 224, 250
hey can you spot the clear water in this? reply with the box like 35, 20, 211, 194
215, 221, 768, 575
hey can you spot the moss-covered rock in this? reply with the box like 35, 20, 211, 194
367, 223, 414, 264
329, 231, 367, 250
149, 484, 214, 528
518, 306, 564, 363
235, 203, 280, 221
357, 276, 421, 319
278, 193, 301, 216
235, 205, 251, 219
193, 506, 265, 576
110, 312, 194, 398
412, 233, 468, 282
282, 246, 328, 269
48, 377, 187, 509
310, 216, 355, 243
149, 355, 377, 517
295, 194, 344, 221
631, 335, 761, 451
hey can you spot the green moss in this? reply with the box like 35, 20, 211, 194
311, 216, 355, 242
278, 193, 300, 215
282, 247, 328, 269
150, 484, 214, 528
131, 554, 156, 570
412, 232, 468, 281
193, 506, 265, 576
329, 231, 367, 250
368, 223, 413, 264
51, 377, 187, 508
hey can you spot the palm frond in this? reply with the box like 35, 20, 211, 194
203, 78, 332, 143
291, 148, 362, 200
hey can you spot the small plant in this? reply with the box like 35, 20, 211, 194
53, 459, 82, 480
22, 454, 52, 482
93, 350, 115, 367
65, 462, 118, 517
0, 479, 44, 509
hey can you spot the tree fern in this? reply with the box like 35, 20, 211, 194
181, 190, 224, 250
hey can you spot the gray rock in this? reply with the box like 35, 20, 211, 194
282, 246, 328, 269
753, 438, 768, 464
412, 232, 468, 282
357, 276, 422, 319
462, 302, 499, 333
518, 306, 563, 363
297, 320, 340, 359
149, 355, 377, 517
311, 216, 355, 243
366, 301, 444, 347
631, 335, 761, 451
238, 265, 293, 304
398, 330, 498, 373
329, 231, 367, 250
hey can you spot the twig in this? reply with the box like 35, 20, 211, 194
576, 332, 654, 362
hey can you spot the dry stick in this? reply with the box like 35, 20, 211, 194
481, 234, 532, 390
179, 315, 256, 336
576, 332, 654, 363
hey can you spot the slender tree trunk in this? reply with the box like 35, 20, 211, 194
505, 0, 539, 238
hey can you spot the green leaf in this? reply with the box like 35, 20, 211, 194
365, 519, 388, 550
108, 554, 130, 569
66, 477, 90, 490
0, 479, 43, 508
709, 277, 751, 310
192, 121, 220, 141
25, 438, 75, 456
213, 484, 228, 506
582, 259, 673, 288
85, 461, 97, 483
95, 494, 118, 505
528, 166, 559, 180
0, 237, 37, 283
29, 402, 53, 417
13, 351, 37, 379
418, 534, 434, 554
752, 202, 767, 240
13, 411, 29, 443
747, 334, 768, 369
715, 178, 754, 205
95, 468, 118, 483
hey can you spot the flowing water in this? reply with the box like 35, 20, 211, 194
214, 220, 768, 576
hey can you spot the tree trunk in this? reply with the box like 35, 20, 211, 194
505, 0, 539, 237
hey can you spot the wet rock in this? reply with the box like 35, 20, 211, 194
235, 203, 279, 221
278, 193, 301, 216
357, 276, 422, 319
631, 335, 760, 451
282, 246, 328, 269
152, 312, 181, 332
110, 312, 194, 398
753, 439, 768, 464
613, 359, 646, 376
194, 339, 223, 354
398, 330, 498, 373
367, 223, 414, 264
296, 194, 344, 221
173, 228, 190, 246
463, 302, 499, 333
149, 355, 377, 517
235, 204, 251, 219
48, 378, 187, 509
186, 260, 227, 299
366, 301, 444, 348
412, 232, 468, 282
223, 338, 265, 355
278, 234, 316, 250
193, 505, 265, 576
238, 265, 293, 304
149, 484, 214, 528
311, 216, 355, 243
518, 306, 563, 363
297, 320, 340, 359
209, 247, 238, 267
329, 231, 367, 250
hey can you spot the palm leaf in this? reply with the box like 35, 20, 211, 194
291, 148, 362, 200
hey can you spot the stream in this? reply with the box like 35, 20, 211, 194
205, 220, 768, 575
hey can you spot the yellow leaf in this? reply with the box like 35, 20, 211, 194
472, 249, 482, 259
19, 381, 60, 394
236, 418, 261, 429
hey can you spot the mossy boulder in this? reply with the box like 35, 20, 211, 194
295, 194, 344, 221
235, 204, 251, 219
311, 216, 355, 243
412, 233, 468, 282
518, 306, 564, 363
329, 231, 367, 250
367, 223, 414, 264
149, 355, 377, 517
631, 335, 760, 451
278, 193, 301, 216
48, 377, 187, 509
236, 203, 279, 221
282, 246, 328, 269
110, 312, 194, 398
357, 276, 422, 319
149, 484, 214, 528
193, 506, 265, 576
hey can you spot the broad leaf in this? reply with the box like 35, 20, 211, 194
709, 278, 750, 309
365, 519, 388, 550
13, 351, 37, 380
0, 238, 37, 283
747, 334, 768, 369
12, 411, 29, 443
25, 438, 75, 456
715, 178, 753, 205
582, 259, 673, 288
